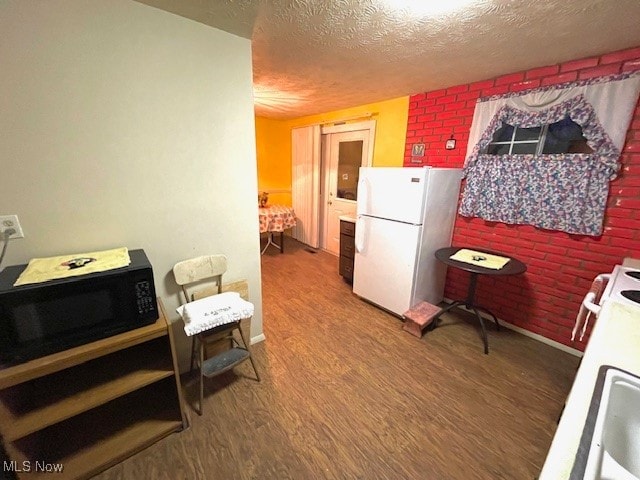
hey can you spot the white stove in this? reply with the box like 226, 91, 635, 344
574, 264, 640, 342
600, 265, 640, 309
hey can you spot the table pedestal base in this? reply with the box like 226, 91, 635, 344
261, 232, 285, 255
430, 272, 500, 354
430, 301, 500, 354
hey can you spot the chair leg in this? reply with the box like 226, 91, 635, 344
248, 354, 261, 382
190, 335, 199, 373
198, 338, 204, 416
237, 322, 260, 382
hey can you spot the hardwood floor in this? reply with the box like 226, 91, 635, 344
95, 238, 580, 479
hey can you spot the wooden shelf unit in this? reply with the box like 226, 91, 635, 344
0, 299, 187, 480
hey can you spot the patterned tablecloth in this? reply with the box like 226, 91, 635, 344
259, 205, 297, 234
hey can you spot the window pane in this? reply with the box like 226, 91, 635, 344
336, 140, 363, 200
542, 117, 593, 154
486, 143, 511, 155
514, 126, 542, 141
491, 123, 514, 143
484, 117, 594, 157
511, 143, 537, 154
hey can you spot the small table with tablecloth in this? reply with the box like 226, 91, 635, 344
431, 246, 527, 354
259, 205, 297, 254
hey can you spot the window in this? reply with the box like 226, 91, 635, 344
484, 116, 593, 155
336, 140, 363, 201
459, 73, 640, 236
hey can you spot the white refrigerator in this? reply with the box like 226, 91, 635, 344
353, 166, 462, 316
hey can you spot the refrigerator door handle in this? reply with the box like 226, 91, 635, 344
355, 216, 365, 253
357, 176, 370, 217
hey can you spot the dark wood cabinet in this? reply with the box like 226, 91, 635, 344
339, 220, 356, 282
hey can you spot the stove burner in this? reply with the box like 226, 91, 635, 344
621, 290, 640, 304
624, 271, 640, 281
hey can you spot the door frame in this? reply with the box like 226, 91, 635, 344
319, 120, 376, 252
321, 120, 376, 159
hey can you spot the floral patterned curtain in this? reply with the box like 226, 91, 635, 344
459, 73, 640, 236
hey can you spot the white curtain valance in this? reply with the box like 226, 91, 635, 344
465, 72, 640, 165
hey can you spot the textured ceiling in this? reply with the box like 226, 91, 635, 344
137, 0, 640, 119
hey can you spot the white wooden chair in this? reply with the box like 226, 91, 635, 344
173, 255, 260, 415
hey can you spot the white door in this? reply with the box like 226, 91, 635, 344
322, 122, 374, 255
291, 125, 321, 248
353, 215, 421, 316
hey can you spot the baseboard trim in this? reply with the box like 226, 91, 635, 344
251, 333, 266, 345
442, 298, 583, 358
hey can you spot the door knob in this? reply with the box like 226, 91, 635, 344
328, 201, 332, 205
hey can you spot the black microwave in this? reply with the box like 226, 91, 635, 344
0, 249, 158, 367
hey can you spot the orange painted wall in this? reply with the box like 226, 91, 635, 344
255, 116, 292, 206
255, 96, 409, 205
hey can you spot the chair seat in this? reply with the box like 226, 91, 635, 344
202, 347, 251, 377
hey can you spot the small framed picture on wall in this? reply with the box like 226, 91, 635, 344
411, 143, 425, 157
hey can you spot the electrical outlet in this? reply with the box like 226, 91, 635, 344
0, 215, 24, 239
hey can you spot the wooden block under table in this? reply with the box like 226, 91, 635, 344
402, 301, 442, 338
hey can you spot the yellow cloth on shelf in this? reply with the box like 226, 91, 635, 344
449, 248, 510, 270
14, 247, 131, 286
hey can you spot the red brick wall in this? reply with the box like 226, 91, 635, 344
403, 46, 640, 350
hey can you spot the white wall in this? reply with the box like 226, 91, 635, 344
0, 0, 264, 371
